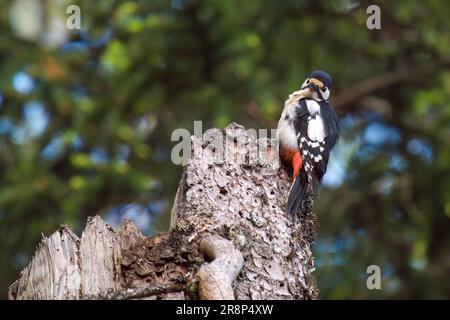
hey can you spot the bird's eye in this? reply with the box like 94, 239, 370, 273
321, 87, 327, 92
306, 79, 310, 84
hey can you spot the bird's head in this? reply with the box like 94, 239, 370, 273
300, 70, 332, 101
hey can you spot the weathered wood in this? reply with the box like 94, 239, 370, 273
9, 226, 80, 300
171, 123, 317, 299
9, 122, 317, 300
9, 217, 123, 299
197, 235, 244, 299
79, 216, 123, 296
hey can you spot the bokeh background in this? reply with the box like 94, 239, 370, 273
1, 0, 449, 299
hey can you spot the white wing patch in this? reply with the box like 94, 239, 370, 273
305, 99, 326, 142
307, 115, 326, 142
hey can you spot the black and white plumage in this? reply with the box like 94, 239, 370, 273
294, 98, 339, 188
278, 70, 340, 216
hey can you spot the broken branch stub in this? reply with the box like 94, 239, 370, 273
197, 235, 244, 300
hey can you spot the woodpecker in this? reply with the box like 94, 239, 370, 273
278, 70, 340, 215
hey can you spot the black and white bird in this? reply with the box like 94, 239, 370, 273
277, 70, 340, 215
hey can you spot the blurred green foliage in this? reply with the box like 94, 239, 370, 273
0, 0, 449, 299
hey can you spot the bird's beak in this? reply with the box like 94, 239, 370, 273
305, 78, 324, 93
306, 82, 319, 92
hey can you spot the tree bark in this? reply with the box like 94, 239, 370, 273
9, 123, 318, 300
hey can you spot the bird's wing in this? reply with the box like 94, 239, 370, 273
293, 99, 339, 184
318, 101, 340, 176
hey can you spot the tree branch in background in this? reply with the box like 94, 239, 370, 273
332, 67, 411, 109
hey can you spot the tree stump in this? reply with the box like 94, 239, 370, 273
9, 123, 318, 300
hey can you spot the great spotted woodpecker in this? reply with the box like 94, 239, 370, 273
278, 70, 340, 215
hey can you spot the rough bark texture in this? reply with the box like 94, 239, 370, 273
170, 123, 317, 299
9, 123, 318, 300
197, 235, 244, 299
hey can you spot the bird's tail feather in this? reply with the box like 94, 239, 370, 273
287, 170, 308, 215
